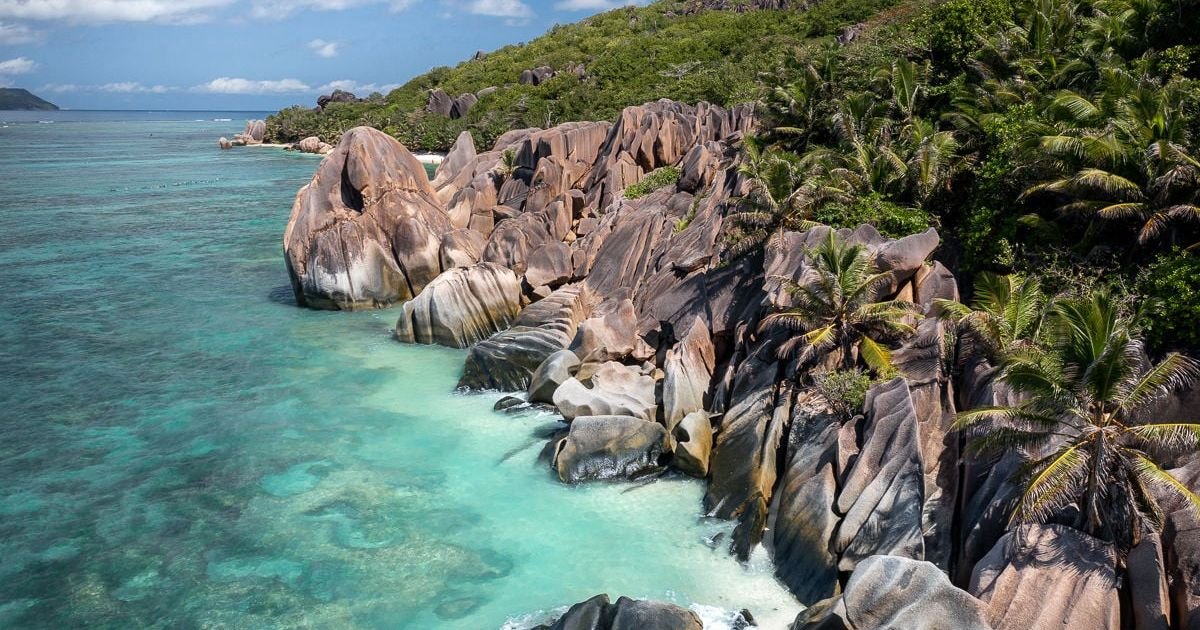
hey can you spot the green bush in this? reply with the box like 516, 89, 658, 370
813, 194, 933, 238
624, 166, 681, 199
1136, 249, 1200, 354
812, 368, 874, 420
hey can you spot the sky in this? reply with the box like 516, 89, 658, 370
0, 0, 628, 110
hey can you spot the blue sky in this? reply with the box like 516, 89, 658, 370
0, 0, 623, 110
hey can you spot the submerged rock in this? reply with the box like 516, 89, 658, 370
394, 263, 521, 348
553, 415, 669, 483
541, 594, 703, 630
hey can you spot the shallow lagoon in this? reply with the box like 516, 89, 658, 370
0, 115, 800, 628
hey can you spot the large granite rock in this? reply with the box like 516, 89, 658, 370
661, 316, 715, 430
704, 339, 790, 560
552, 361, 656, 422
528, 349, 581, 404
672, 410, 712, 477
1161, 459, 1200, 629
542, 594, 703, 630
892, 317, 958, 570
426, 88, 453, 116
394, 263, 521, 348
317, 89, 359, 109
772, 410, 841, 604
834, 377, 925, 572
284, 127, 452, 310
791, 555, 992, 630
459, 284, 592, 391
969, 524, 1120, 630
570, 298, 640, 362
553, 415, 669, 483
1128, 532, 1171, 630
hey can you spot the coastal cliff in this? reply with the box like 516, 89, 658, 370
281, 98, 1200, 628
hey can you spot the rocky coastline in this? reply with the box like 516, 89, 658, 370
279, 99, 1199, 629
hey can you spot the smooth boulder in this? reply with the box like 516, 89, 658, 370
791, 555, 992, 630
552, 362, 656, 422
394, 263, 521, 348
553, 416, 669, 483
528, 349, 581, 404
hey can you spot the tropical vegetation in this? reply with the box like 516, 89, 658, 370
760, 230, 918, 372
955, 291, 1200, 549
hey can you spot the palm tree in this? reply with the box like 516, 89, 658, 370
956, 291, 1200, 548
936, 272, 1047, 363
725, 136, 834, 257
760, 230, 918, 372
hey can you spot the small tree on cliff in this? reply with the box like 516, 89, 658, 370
936, 272, 1048, 363
724, 136, 838, 257
761, 230, 918, 372
956, 291, 1200, 548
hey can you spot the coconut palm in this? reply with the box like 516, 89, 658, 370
956, 291, 1200, 548
935, 272, 1048, 363
725, 136, 834, 257
760, 230, 918, 372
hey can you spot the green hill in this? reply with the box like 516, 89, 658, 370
0, 88, 58, 111
265, 0, 898, 151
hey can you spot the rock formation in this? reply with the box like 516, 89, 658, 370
279, 97, 1196, 629
283, 127, 453, 309
393, 262, 521, 347
317, 89, 360, 110
537, 594, 704, 630
791, 555, 992, 630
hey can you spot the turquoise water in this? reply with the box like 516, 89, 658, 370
0, 114, 801, 628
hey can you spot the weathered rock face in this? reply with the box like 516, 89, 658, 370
570, 298, 641, 362
892, 317, 957, 570
426, 88, 453, 116
969, 524, 1120, 630
394, 263, 521, 348
234, 119, 266, 145
791, 555, 993, 630
661, 316, 715, 430
552, 361, 656, 422
296, 136, 334, 155
1128, 532, 1171, 630
284, 127, 452, 310
541, 594, 703, 630
459, 284, 592, 391
672, 410, 712, 477
528, 349, 581, 404
519, 66, 557, 86
317, 89, 359, 110
704, 338, 790, 560
553, 415, 669, 483
772, 414, 841, 605
834, 377, 925, 572
1161, 459, 1200, 629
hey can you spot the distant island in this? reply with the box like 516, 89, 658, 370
0, 88, 59, 111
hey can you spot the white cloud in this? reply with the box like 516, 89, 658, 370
99, 81, 172, 93
0, 0, 234, 24
39, 83, 78, 93
308, 38, 339, 58
0, 56, 35, 75
193, 77, 311, 94
318, 79, 400, 94
249, 0, 417, 19
467, 0, 531, 18
0, 21, 42, 44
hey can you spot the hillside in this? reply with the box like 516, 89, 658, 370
0, 88, 58, 111
265, 0, 897, 151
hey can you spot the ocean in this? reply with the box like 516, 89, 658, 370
0, 112, 800, 628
